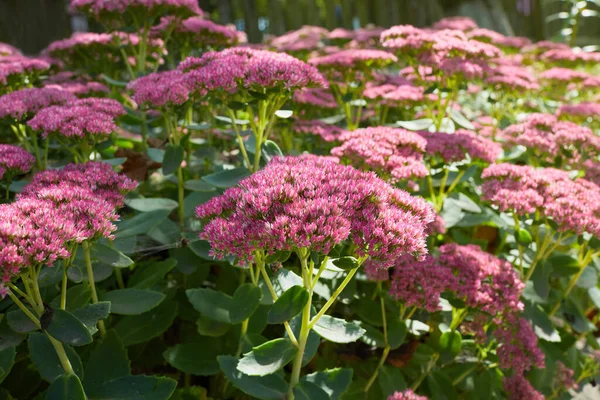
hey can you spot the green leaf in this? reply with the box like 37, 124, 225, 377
125, 198, 179, 212
202, 168, 250, 189
301, 368, 353, 400
184, 179, 215, 192
576, 266, 597, 289
163, 144, 184, 175
313, 316, 366, 343
228, 101, 247, 110
525, 303, 560, 342
163, 343, 221, 376
46, 309, 93, 347
588, 287, 600, 308
215, 115, 250, 125
331, 257, 359, 270
267, 286, 309, 324
92, 243, 134, 268
218, 355, 287, 400
0, 346, 16, 385
396, 118, 433, 131
147, 148, 165, 163
101, 74, 128, 87
387, 319, 407, 350
196, 315, 230, 337
237, 338, 297, 376
0, 317, 24, 351
427, 371, 458, 400
114, 300, 178, 346
261, 140, 283, 162
6, 308, 37, 333
230, 283, 262, 324
115, 209, 171, 239
274, 110, 293, 119
439, 331, 462, 357
449, 109, 475, 130
27, 332, 83, 382
186, 288, 232, 323
92, 375, 177, 400
129, 258, 177, 289
101, 289, 165, 315
293, 381, 329, 400
378, 366, 407, 396
46, 374, 86, 400
360, 323, 385, 348
84, 330, 130, 395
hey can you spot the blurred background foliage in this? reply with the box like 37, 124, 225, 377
0, 0, 599, 53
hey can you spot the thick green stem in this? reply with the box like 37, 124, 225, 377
309, 265, 360, 328
227, 109, 252, 170
287, 252, 312, 400
61, 265, 68, 310
177, 167, 185, 228
549, 249, 593, 317
7, 291, 41, 329
83, 241, 106, 336
364, 293, 389, 393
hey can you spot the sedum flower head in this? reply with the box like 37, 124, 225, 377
196, 155, 434, 264
0, 145, 35, 181
71, 0, 201, 22
418, 129, 502, 163
503, 375, 544, 400
151, 16, 240, 47
0, 87, 77, 121
388, 389, 429, 400
291, 120, 346, 142
128, 70, 191, 108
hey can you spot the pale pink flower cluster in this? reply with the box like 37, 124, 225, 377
0, 56, 50, 86
541, 48, 600, 66
331, 127, 428, 181
128, 70, 190, 108
557, 102, 600, 119
196, 155, 434, 264
43, 75, 109, 97
71, 0, 201, 19
28, 98, 125, 139
485, 64, 539, 91
432, 16, 478, 31
503, 375, 545, 400
182, 47, 327, 97
500, 113, 600, 164
387, 389, 429, 400
418, 129, 502, 163
554, 362, 578, 390
0, 43, 21, 57
539, 67, 600, 88
363, 83, 426, 106
468, 28, 531, 50
151, 16, 239, 47
291, 120, 346, 142
327, 28, 355, 41
270, 26, 328, 52
309, 49, 398, 70
293, 88, 337, 109
0, 145, 35, 180
0, 87, 77, 121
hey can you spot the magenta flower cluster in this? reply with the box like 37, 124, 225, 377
0, 145, 35, 181
417, 129, 502, 163
503, 374, 545, 400
151, 16, 239, 47
71, 0, 201, 19
0, 56, 50, 86
331, 127, 428, 181
387, 389, 429, 400
291, 120, 346, 142
128, 70, 191, 108
0, 87, 77, 121
196, 155, 434, 264
28, 98, 125, 139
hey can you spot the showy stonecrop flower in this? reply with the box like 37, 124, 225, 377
268, 26, 328, 57
43, 71, 109, 97
182, 47, 327, 171
309, 49, 398, 130
557, 102, 600, 128
0, 87, 77, 122
0, 56, 50, 94
499, 113, 600, 168
0, 145, 35, 197
331, 126, 428, 184
503, 374, 545, 400
28, 98, 125, 162
388, 389, 429, 400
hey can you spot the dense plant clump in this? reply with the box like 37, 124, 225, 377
0, 8, 599, 400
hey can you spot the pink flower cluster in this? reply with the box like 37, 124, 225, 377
417, 129, 502, 163
432, 16, 478, 32
482, 164, 600, 236
0, 145, 35, 181
495, 315, 545, 373
363, 83, 426, 106
269, 26, 328, 53
43, 72, 109, 97
485, 64, 539, 91
554, 362, 578, 390
541, 48, 600, 66
309, 49, 398, 71
0, 87, 77, 121
468, 28, 531, 50
128, 70, 191, 108
71, 0, 201, 19
28, 98, 125, 139
500, 113, 600, 165
1, 162, 135, 285
503, 375, 545, 400
181, 47, 327, 97
331, 127, 428, 181
389, 254, 456, 311
291, 120, 346, 142
0, 56, 50, 86
540, 67, 600, 88
387, 389, 429, 400
293, 88, 337, 109
196, 155, 434, 264
0, 42, 21, 57
558, 102, 600, 120
151, 16, 239, 47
